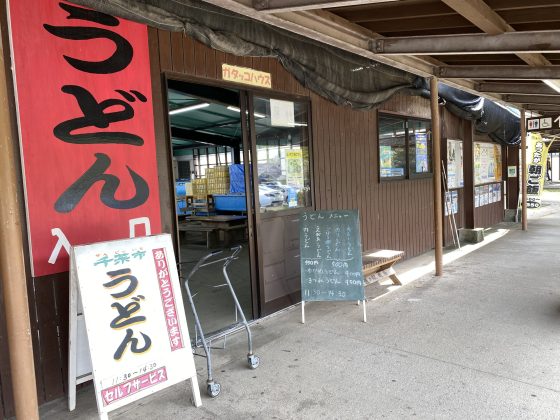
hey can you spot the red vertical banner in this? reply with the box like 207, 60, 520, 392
8, 0, 162, 277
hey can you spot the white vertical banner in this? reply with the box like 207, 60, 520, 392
526, 133, 552, 208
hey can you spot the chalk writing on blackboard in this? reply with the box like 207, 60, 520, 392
300, 210, 364, 302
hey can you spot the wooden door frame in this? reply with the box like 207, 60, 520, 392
162, 73, 261, 320
247, 93, 315, 316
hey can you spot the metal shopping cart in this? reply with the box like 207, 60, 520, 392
180, 245, 259, 398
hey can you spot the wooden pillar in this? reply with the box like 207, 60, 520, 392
0, 7, 39, 419
463, 121, 475, 229
430, 78, 443, 276
521, 109, 527, 230
506, 145, 520, 209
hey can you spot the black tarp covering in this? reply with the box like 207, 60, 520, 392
70, 0, 421, 109
70, 0, 520, 145
417, 81, 521, 146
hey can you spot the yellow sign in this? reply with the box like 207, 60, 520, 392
222, 64, 272, 88
286, 149, 304, 188
526, 133, 551, 208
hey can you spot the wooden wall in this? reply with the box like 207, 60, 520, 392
152, 30, 436, 259
312, 94, 435, 256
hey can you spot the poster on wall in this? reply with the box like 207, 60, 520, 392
380, 145, 395, 177
8, 0, 162, 277
508, 166, 518, 178
447, 139, 464, 189
71, 234, 199, 417
286, 149, 304, 208
494, 145, 503, 181
444, 191, 459, 216
474, 142, 502, 185
415, 133, 429, 173
474, 187, 480, 208
286, 150, 304, 187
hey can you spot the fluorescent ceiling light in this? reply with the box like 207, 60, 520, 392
169, 102, 209, 115
543, 79, 560, 94
227, 106, 266, 119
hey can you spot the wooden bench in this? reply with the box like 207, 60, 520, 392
362, 248, 405, 286
178, 223, 218, 249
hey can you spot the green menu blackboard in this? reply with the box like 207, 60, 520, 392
300, 210, 365, 302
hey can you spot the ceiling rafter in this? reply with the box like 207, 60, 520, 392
200, 0, 509, 104
441, 0, 560, 112
524, 104, 560, 112
502, 94, 560, 105
253, 0, 400, 13
441, 0, 550, 68
438, 65, 560, 80
331, 2, 454, 23
476, 82, 558, 95
202, 0, 560, 114
372, 30, 560, 55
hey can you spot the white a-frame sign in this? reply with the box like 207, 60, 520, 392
69, 234, 200, 419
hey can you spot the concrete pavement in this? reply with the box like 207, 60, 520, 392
40, 190, 560, 419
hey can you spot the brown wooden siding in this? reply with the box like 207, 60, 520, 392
506, 145, 520, 210
151, 31, 436, 258
312, 95, 435, 257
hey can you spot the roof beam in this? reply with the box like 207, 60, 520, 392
503, 94, 560, 105
477, 82, 558, 95
253, 0, 400, 13
524, 104, 560, 112
439, 65, 560, 80
441, 0, 511, 35
372, 31, 560, 55
442, 0, 553, 68
200, 0, 507, 103
334, 2, 453, 23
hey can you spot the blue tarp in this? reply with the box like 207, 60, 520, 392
229, 164, 245, 193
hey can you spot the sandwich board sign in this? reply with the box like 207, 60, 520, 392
69, 234, 200, 419
299, 210, 366, 323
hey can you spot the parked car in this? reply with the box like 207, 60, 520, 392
259, 185, 284, 207
259, 180, 288, 203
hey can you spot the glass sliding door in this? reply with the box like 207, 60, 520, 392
249, 95, 313, 315
166, 79, 256, 336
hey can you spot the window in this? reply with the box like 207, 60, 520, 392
253, 97, 312, 212
190, 146, 236, 179
379, 114, 432, 180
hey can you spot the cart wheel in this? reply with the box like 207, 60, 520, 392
247, 354, 260, 369
207, 382, 221, 398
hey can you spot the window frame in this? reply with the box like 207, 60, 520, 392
378, 112, 433, 182
249, 92, 315, 217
